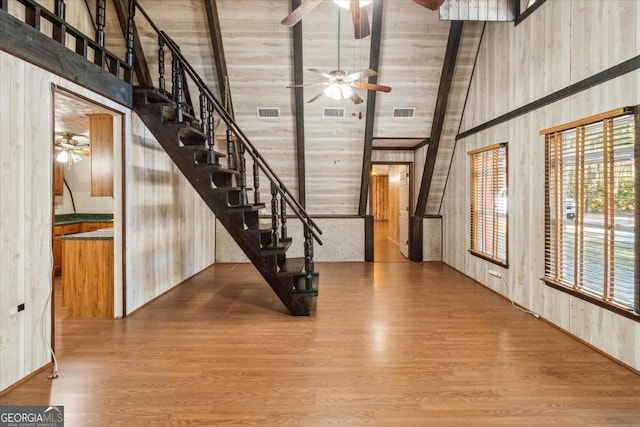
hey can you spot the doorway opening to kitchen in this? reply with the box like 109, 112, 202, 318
52, 88, 124, 328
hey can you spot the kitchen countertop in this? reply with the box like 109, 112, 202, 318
59, 227, 113, 241
55, 213, 113, 225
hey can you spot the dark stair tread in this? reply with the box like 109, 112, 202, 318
193, 163, 239, 175
180, 145, 226, 158
211, 186, 253, 193
227, 203, 266, 213
261, 239, 292, 255
278, 257, 305, 276
135, 87, 173, 104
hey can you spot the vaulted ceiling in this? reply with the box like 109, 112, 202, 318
95, 0, 489, 215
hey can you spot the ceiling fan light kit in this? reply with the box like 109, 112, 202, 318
54, 132, 89, 167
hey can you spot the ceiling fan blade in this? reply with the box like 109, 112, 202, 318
350, 92, 364, 104
307, 92, 324, 103
347, 68, 377, 81
281, 0, 323, 26
287, 82, 328, 89
351, 0, 370, 40
351, 81, 392, 93
413, 0, 446, 11
308, 68, 334, 80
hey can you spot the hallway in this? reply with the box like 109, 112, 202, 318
374, 220, 408, 262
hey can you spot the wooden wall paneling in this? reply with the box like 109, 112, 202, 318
370, 175, 388, 220
388, 166, 401, 244
443, 1, 640, 370
89, 113, 114, 197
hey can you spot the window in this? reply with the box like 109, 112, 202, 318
542, 108, 638, 317
469, 143, 508, 266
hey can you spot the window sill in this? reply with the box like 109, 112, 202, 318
543, 279, 640, 322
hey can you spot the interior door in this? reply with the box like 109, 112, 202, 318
399, 165, 409, 257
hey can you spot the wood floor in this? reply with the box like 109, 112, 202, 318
374, 220, 408, 263
1, 262, 639, 426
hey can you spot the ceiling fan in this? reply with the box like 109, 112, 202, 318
413, 0, 446, 10
54, 132, 89, 167
287, 5, 391, 104
281, 0, 372, 39
289, 68, 391, 104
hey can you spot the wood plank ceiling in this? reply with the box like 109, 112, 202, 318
98, 0, 486, 215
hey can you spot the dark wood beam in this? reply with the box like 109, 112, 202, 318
0, 9, 131, 106
112, 0, 151, 87
457, 54, 640, 141
204, 0, 234, 115
415, 21, 463, 216
290, 0, 306, 207
357, 0, 384, 216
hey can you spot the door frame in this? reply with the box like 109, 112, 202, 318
369, 161, 413, 259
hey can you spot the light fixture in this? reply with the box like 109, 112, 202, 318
333, 0, 373, 9
70, 152, 84, 164
56, 151, 69, 163
324, 83, 353, 101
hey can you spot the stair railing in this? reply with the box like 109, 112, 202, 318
133, 2, 323, 271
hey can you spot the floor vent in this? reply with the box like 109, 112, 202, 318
392, 107, 416, 118
323, 107, 345, 119
257, 107, 281, 119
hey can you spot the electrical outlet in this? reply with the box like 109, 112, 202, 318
517, 272, 524, 285
17, 303, 25, 312
488, 269, 501, 278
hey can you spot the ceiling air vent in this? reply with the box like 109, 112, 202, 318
322, 107, 345, 119
392, 107, 416, 118
256, 107, 280, 119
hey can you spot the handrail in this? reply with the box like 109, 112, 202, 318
134, 2, 323, 244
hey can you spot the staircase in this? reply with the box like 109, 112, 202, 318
131, 11, 321, 316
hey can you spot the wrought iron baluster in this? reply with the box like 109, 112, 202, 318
237, 142, 248, 206
253, 157, 260, 205
280, 190, 287, 241
271, 183, 280, 248
207, 100, 216, 165
173, 59, 183, 123
157, 36, 165, 91
226, 129, 236, 170
95, 0, 105, 47
199, 91, 207, 134
304, 226, 314, 277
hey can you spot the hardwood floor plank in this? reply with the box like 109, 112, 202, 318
1, 262, 639, 426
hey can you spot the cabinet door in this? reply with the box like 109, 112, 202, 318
53, 160, 64, 196
88, 114, 114, 197
53, 226, 63, 276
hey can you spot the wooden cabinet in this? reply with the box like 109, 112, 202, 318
88, 114, 114, 197
53, 222, 111, 276
81, 221, 112, 232
53, 226, 63, 276
62, 238, 114, 318
53, 160, 64, 196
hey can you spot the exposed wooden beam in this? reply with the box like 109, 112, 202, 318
112, 0, 151, 87
291, 0, 306, 207
0, 9, 131, 106
357, 0, 384, 216
415, 21, 463, 216
204, 0, 233, 116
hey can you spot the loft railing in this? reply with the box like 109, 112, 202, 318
1, 0, 132, 82
132, 2, 322, 274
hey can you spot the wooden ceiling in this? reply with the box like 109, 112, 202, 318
103, 0, 485, 214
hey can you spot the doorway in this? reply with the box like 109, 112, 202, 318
52, 88, 123, 323
370, 163, 412, 262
